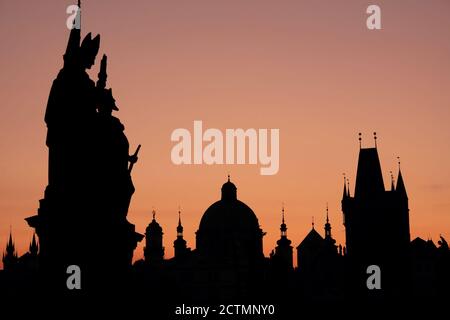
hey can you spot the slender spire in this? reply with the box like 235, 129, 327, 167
177, 207, 183, 236
5, 227, 16, 256
280, 203, 287, 236
312, 216, 315, 230
390, 171, 395, 191
396, 157, 407, 198
152, 209, 156, 220
358, 132, 362, 149
347, 178, 350, 197
325, 203, 332, 240
29, 233, 38, 255
342, 173, 347, 199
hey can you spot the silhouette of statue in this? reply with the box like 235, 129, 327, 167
25, 3, 143, 293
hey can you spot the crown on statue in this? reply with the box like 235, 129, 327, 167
80, 32, 100, 58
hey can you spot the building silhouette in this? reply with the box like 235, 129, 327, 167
144, 210, 164, 264
342, 134, 411, 297
173, 209, 191, 260
1, 5, 449, 312
270, 205, 293, 271
2, 231, 18, 272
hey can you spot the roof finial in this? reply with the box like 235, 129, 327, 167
347, 178, 350, 197
326, 203, 329, 223
178, 206, 181, 224
390, 171, 395, 191
397, 156, 401, 170
227, 173, 230, 182
152, 208, 156, 220
312, 216, 315, 229
342, 173, 347, 198
373, 132, 377, 148
282, 202, 285, 224
358, 132, 362, 149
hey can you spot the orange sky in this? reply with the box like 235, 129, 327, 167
1, 0, 450, 268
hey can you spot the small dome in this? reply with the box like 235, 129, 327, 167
221, 175, 237, 201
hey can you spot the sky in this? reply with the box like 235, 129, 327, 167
1, 0, 450, 268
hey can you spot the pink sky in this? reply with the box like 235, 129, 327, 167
1, 0, 450, 267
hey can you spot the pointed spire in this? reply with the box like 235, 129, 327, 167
8, 228, 13, 248
396, 157, 407, 198
152, 209, 156, 221
347, 178, 350, 197
177, 207, 183, 236
29, 233, 38, 256
324, 203, 332, 240
280, 203, 287, 236
342, 173, 347, 199
358, 132, 362, 149
3, 227, 18, 270
5, 227, 17, 257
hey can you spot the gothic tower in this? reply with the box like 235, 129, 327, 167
341, 133, 410, 294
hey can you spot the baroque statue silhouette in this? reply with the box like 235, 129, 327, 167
25, 2, 143, 292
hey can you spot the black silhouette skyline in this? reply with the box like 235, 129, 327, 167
1, 2, 449, 317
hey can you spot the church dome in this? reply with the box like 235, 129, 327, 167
196, 177, 264, 262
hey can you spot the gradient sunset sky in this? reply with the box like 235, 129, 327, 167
1, 0, 450, 268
